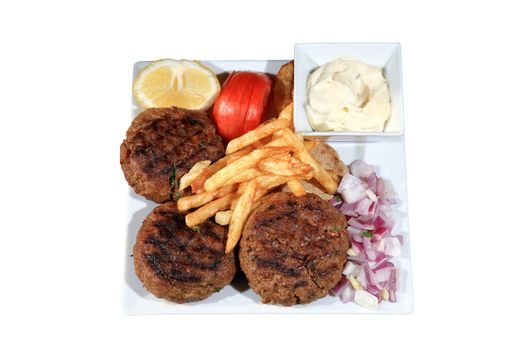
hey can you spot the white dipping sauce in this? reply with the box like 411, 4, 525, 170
305, 58, 391, 132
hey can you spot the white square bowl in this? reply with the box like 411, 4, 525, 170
294, 43, 404, 141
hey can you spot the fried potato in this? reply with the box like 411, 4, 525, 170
185, 193, 234, 227
179, 160, 211, 191
255, 173, 312, 191
265, 134, 287, 147
223, 168, 265, 186
257, 156, 312, 177
253, 188, 269, 202
225, 179, 258, 253
215, 210, 233, 226
273, 61, 294, 114
286, 179, 306, 196
281, 128, 338, 194
177, 184, 237, 211
225, 118, 289, 155
272, 103, 294, 140
190, 146, 253, 193
204, 146, 291, 192
278, 103, 293, 127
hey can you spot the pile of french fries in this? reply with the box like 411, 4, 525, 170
176, 103, 339, 253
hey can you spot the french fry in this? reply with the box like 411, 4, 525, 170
281, 128, 338, 194
204, 146, 291, 192
253, 188, 269, 202
257, 156, 312, 177
225, 119, 290, 155
267, 133, 288, 146
225, 179, 258, 253
177, 184, 237, 211
255, 173, 312, 191
179, 160, 211, 191
222, 168, 265, 186
190, 146, 253, 193
178, 191, 216, 212
278, 103, 293, 124
287, 179, 306, 196
272, 103, 294, 140
185, 193, 234, 227
215, 210, 233, 226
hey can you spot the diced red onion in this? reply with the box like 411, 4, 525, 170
365, 249, 377, 261
350, 232, 363, 243
348, 218, 374, 230
347, 255, 367, 264
389, 290, 397, 302
373, 259, 394, 271
387, 269, 400, 292
340, 202, 358, 217
349, 160, 375, 179
351, 241, 363, 255
328, 197, 343, 207
341, 285, 355, 303
367, 174, 378, 193
330, 276, 350, 296
384, 236, 403, 257
372, 266, 394, 285
372, 239, 385, 253
338, 173, 364, 193
365, 284, 382, 299
347, 225, 363, 235
355, 198, 378, 216
342, 261, 359, 276
354, 290, 378, 309
341, 188, 366, 204
365, 189, 378, 202
378, 179, 398, 205
334, 159, 403, 307
356, 268, 368, 288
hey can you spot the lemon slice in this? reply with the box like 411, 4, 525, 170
133, 59, 220, 110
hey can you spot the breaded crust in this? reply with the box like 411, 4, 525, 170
282, 142, 347, 199
239, 193, 349, 305
133, 202, 236, 303
121, 107, 224, 203
272, 61, 294, 114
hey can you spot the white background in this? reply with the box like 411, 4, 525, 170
0, 0, 523, 349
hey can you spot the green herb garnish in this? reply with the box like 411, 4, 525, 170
362, 231, 373, 238
199, 140, 206, 148
168, 161, 180, 200
327, 226, 344, 232
192, 226, 201, 233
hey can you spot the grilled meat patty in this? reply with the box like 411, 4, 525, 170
239, 192, 349, 306
133, 202, 236, 303
120, 107, 224, 203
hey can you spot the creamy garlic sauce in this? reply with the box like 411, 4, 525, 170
305, 58, 391, 132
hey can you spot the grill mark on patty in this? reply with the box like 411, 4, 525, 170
254, 257, 301, 277
240, 193, 349, 304
129, 112, 223, 180
143, 211, 226, 284
253, 208, 297, 229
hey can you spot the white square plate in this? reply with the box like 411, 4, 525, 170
123, 60, 413, 314
294, 43, 404, 141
